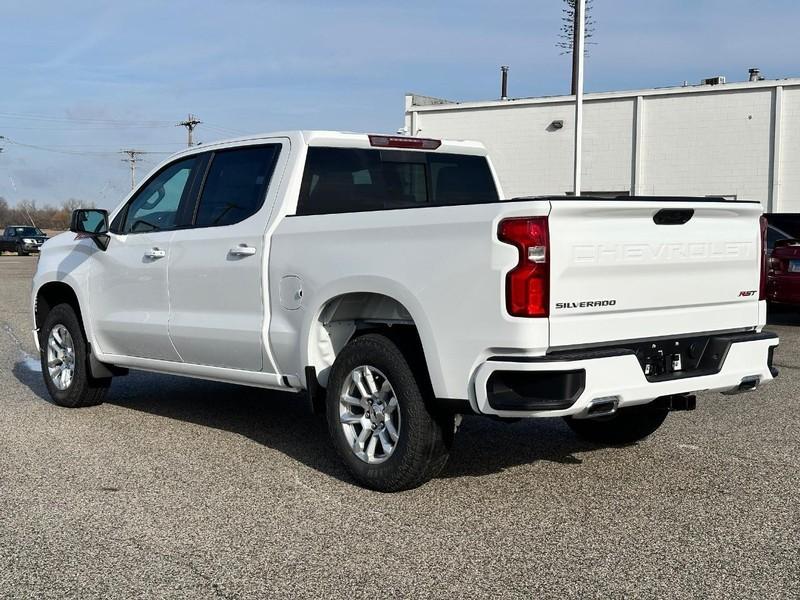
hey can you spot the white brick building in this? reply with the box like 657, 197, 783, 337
403, 77, 800, 211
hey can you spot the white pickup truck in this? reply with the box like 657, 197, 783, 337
32, 131, 779, 491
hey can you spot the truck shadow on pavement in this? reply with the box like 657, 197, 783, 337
13, 362, 602, 485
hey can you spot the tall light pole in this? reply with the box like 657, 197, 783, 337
572, 0, 585, 196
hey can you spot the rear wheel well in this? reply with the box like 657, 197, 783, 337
308, 293, 433, 395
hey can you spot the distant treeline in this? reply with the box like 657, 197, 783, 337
0, 197, 95, 231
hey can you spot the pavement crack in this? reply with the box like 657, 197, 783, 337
116, 537, 239, 600
1, 322, 29, 355
182, 561, 239, 600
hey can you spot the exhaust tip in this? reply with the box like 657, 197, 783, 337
738, 376, 760, 391
722, 375, 761, 395
586, 396, 619, 417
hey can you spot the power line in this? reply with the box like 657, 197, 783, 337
0, 111, 174, 126
177, 113, 202, 147
0, 137, 115, 156
0, 135, 173, 157
0, 124, 173, 131
37, 143, 182, 149
0, 113, 244, 142
202, 122, 247, 136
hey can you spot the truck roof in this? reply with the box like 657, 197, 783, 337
167, 130, 489, 160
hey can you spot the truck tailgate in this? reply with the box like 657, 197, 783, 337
547, 199, 763, 348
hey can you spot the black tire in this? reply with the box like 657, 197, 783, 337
563, 403, 669, 445
326, 333, 452, 492
17, 244, 28, 256
40, 303, 110, 408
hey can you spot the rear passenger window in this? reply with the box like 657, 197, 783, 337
195, 145, 280, 227
296, 147, 498, 215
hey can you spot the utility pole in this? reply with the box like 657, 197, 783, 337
120, 150, 144, 190
572, 0, 585, 196
177, 113, 202, 147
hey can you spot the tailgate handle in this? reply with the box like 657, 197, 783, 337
653, 208, 694, 225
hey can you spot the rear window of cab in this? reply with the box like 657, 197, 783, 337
296, 147, 499, 215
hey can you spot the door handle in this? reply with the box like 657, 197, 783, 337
144, 248, 166, 259
229, 245, 256, 257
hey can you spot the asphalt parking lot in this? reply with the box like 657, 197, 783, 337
1, 256, 798, 599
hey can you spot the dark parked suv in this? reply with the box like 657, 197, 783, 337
0, 225, 48, 255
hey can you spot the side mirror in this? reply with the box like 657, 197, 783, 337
70, 209, 110, 250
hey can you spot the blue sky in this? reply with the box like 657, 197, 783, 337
1, 0, 799, 208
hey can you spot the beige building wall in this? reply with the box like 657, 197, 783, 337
405, 79, 800, 211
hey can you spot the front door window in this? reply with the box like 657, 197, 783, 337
121, 157, 196, 234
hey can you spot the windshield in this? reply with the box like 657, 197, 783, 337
767, 225, 793, 250
765, 214, 800, 239
12, 227, 45, 236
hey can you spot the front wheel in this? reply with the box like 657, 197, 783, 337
326, 333, 452, 492
563, 403, 669, 445
40, 303, 110, 407
17, 244, 28, 256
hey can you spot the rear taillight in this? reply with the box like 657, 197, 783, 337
498, 217, 549, 317
760, 215, 767, 301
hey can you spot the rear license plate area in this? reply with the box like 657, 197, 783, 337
631, 335, 727, 381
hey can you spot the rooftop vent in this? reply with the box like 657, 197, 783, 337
749, 67, 764, 82
701, 76, 726, 86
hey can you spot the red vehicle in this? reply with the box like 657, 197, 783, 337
765, 214, 800, 307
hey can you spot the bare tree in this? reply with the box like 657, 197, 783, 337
557, 0, 596, 95
556, 0, 596, 56
0, 197, 10, 227
62, 198, 88, 213
0, 198, 96, 230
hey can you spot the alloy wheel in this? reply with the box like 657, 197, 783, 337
46, 324, 76, 391
338, 365, 401, 464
